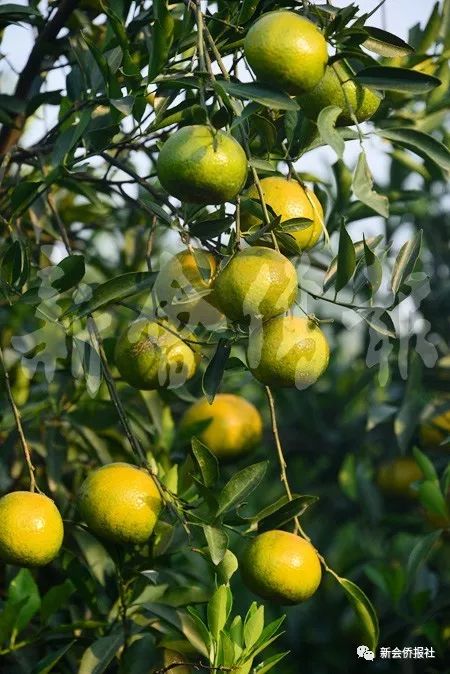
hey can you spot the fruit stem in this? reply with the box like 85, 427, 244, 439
265, 386, 307, 538
194, 0, 207, 110
86, 317, 147, 466
0, 344, 38, 493
235, 195, 242, 249
264, 386, 343, 581
248, 165, 280, 252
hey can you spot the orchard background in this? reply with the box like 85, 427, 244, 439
0, 0, 449, 672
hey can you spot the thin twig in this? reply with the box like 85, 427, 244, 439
264, 388, 343, 580
0, 346, 38, 492
265, 386, 303, 535
86, 318, 147, 465
156, 664, 232, 673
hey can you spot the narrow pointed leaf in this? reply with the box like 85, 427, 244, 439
352, 152, 389, 217
390, 230, 422, 295
379, 128, 450, 172
363, 27, 414, 57
317, 105, 345, 159
336, 221, 356, 292
355, 66, 441, 92
333, 576, 379, 651
217, 462, 268, 516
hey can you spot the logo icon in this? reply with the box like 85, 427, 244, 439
357, 645, 375, 660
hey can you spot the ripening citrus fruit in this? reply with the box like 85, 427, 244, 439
241, 176, 324, 252
297, 62, 382, 126
241, 530, 322, 604
162, 650, 192, 673
157, 125, 247, 204
180, 394, 263, 460
419, 402, 450, 451
0, 492, 64, 566
115, 320, 199, 390
213, 247, 297, 322
248, 316, 330, 388
155, 248, 222, 327
244, 11, 328, 95
78, 463, 162, 544
377, 457, 423, 498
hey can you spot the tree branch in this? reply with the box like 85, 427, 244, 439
0, 0, 80, 156
0, 345, 38, 492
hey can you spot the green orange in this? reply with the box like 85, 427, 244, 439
0, 492, 64, 566
244, 11, 328, 95
114, 320, 199, 390
297, 62, 382, 126
419, 402, 450, 451
155, 248, 222, 327
241, 530, 322, 604
78, 462, 162, 544
157, 125, 247, 204
248, 315, 330, 388
377, 457, 423, 498
213, 246, 298, 322
241, 176, 324, 252
180, 394, 263, 460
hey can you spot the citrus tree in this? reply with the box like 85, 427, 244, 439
0, 0, 449, 672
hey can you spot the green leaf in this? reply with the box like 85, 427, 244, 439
203, 525, 229, 566
417, 481, 449, 518
390, 230, 422, 295
0, 3, 40, 22
352, 151, 389, 218
317, 105, 345, 159
207, 585, 231, 640
79, 633, 124, 674
362, 236, 383, 295
191, 437, 219, 488
334, 576, 379, 651
41, 580, 75, 623
51, 109, 92, 166
412, 447, 439, 482
32, 642, 76, 674
336, 220, 356, 292
202, 339, 232, 403
110, 96, 135, 116
258, 495, 318, 532
254, 652, 289, 673
217, 549, 239, 584
238, 0, 260, 23
10, 180, 43, 215
363, 27, 414, 57
355, 66, 441, 92
418, 1, 441, 52
323, 235, 383, 292
8, 569, 41, 634
68, 271, 157, 318
0, 93, 26, 114
0, 239, 29, 290
148, 0, 175, 80
217, 462, 268, 517
277, 217, 314, 232
362, 311, 396, 339
406, 531, 441, 585
53, 255, 86, 293
244, 604, 264, 649
219, 81, 300, 111
378, 128, 450, 172
189, 217, 234, 240
183, 609, 211, 657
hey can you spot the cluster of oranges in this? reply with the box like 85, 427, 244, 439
0, 10, 445, 611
